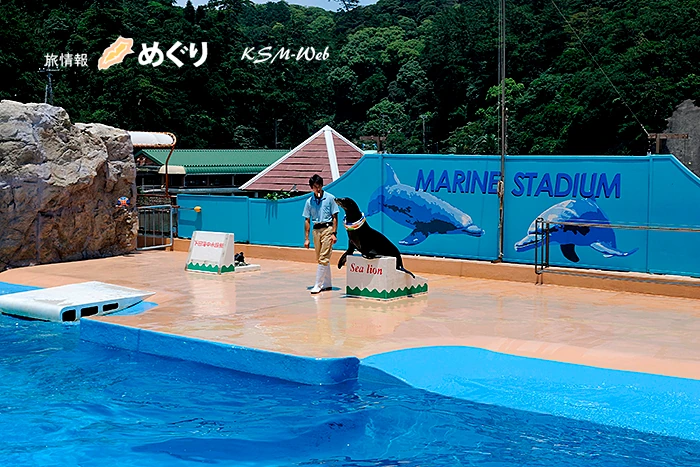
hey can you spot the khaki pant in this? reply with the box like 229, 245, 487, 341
313, 225, 334, 266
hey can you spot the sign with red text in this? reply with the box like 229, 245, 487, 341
185, 231, 235, 274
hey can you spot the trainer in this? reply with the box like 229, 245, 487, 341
303, 174, 338, 294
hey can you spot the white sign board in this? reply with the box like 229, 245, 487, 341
185, 231, 235, 274
345, 255, 427, 300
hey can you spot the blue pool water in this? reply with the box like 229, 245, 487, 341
2, 315, 700, 466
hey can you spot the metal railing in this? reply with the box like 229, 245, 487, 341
534, 218, 700, 279
137, 204, 174, 250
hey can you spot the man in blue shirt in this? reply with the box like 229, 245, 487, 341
303, 174, 339, 294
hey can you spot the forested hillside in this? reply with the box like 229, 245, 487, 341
1, 0, 699, 154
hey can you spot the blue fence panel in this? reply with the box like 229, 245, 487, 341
647, 155, 700, 277
248, 197, 306, 247
361, 154, 500, 260
175, 154, 700, 278
177, 194, 250, 242
323, 154, 382, 253
504, 156, 650, 274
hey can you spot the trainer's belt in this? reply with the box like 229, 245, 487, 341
313, 221, 333, 229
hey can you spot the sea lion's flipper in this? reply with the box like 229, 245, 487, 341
338, 244, 356, 269
560, 244, 580, 262
397, 266, 415, 279
399, 230, 428, 246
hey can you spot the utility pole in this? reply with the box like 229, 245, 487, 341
38, 67, 60, 105
274, 118, 283, 148
495, 0, 507, 262
420, 114, 427, 153
647, 132, 688, 154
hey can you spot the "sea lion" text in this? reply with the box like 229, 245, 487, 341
349, 263, 383, 275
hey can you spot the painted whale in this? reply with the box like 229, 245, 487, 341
366, 163, 484, 246
514, 198, 638, 262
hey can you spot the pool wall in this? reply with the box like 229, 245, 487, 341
178, 153, 700, 277
80, 318, 359, 385
362, 346, 700, 441
81, 317, 700, 442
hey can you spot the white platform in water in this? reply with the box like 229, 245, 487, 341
345, 256, 428, 300
0, 281, 154, 322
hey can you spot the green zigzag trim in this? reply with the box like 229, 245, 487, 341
187, 262, 235, 273
346, 283, 428, 299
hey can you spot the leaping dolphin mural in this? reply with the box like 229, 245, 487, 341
366, 163, 484, 246
514, 198, 638, 262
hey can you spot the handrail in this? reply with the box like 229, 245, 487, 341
534, 218, 700, 277
538, 220, 700, 233
136, 204, 174, 251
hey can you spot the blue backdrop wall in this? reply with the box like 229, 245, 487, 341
177, 154, 700, 278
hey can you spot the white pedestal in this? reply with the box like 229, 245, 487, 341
185, 231, 261, 274
345, 256, 427, 300
186, 231, 236, 274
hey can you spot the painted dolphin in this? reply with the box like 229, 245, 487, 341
366, 163, 484, 246
514, 198, 638, 262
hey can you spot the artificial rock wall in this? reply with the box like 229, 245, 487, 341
665, 99, 700, 177
0, 100, 137, 272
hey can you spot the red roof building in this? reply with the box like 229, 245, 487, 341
240, 125, 364, 193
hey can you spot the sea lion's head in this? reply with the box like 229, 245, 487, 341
335, 197, 363, 222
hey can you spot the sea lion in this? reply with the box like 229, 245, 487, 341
335, 197, 415, 278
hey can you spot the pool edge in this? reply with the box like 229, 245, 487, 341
360, 346, 700, 442
80, 318, 359, 386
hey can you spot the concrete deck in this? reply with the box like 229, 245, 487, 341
2, 249, 700, 379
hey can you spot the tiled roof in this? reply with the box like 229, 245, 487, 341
137, 149, 288, 175
240, 126, 364, 192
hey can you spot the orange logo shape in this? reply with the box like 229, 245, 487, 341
98, 36, 134, 70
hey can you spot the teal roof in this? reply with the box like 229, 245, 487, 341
137, 149, 288, 175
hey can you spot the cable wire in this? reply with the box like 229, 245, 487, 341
550, 0, 649, 137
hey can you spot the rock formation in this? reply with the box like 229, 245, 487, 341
664, 99, 700, 177
0, 100, 137, 272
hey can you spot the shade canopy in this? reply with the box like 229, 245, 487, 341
129, 131, 176, 148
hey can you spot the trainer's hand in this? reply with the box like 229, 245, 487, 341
304, 239, 310, 249
331, 233, 337, 244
